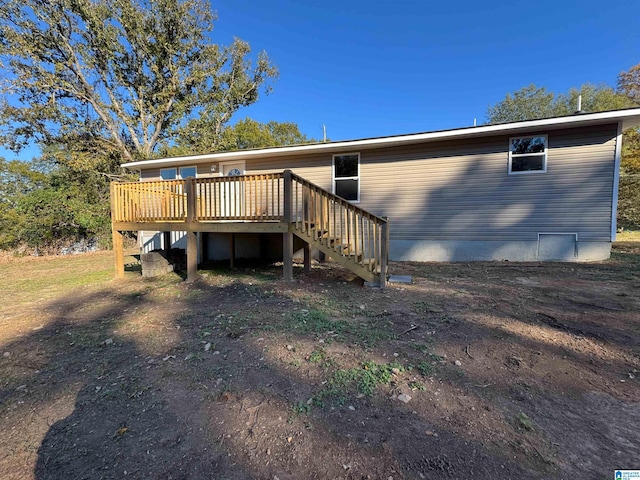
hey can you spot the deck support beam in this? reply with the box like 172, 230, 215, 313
113, 229, 125, 279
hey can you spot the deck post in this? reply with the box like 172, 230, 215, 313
379, 217, 389, 289
283, 232, 293, 281
303, 242, 311, 272
185, 177, 198, 282
186, 230, 198, 282
283, 170, 294, 282
113, 229, 125, 279
110, 182, 125, 279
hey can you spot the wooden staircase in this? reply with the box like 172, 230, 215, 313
286, 171, 389, 287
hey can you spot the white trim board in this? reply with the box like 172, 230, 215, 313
611, 122, 623, 241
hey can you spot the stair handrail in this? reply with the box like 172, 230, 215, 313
287, 171, 387, 224
285, 170, 388, 287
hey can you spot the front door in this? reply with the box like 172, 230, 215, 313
220, 161, 245, 218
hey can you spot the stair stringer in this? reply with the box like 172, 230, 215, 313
291, 227, 379, 283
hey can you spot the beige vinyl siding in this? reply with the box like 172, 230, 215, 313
246, 153, 332, 190
358, 124, 617, 242
140, 169, 161, 181
136, 123, 618, 243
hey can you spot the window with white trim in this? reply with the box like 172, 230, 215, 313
160, 166, 197, 180
333, 153, 359, 201
509, 135, 547, 174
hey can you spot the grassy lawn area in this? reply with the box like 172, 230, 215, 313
0, 251, 138, 306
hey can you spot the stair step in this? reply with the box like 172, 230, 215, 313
361, 258, 381, 273
342, 251, 363, 261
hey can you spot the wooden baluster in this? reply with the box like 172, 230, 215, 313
380, 218, 388, 289
324, 195, 330, 244
213, 179, 218, 219
257, 174, 261, 219
283, 170, 293, 282
346, 207, 351, 257
319, 187, 324, 246
371, 217, 375, 272
362, 215, 366, 266
332, 198, 337, 249
210, 179, 214, 220
195, 181, 200, 220
373, 221, 377, 274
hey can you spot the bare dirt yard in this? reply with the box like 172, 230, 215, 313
1, 243, 639, 479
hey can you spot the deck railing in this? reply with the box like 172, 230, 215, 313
195, 173, 284, 221
111, 174, 285, 223
111, 179, 188, 222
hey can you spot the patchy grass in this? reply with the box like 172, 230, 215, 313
516, 413, 535, 432
311, 361, 404, 407
286, 308, 348, 336
281, 307, 396, 346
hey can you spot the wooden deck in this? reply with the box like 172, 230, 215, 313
111, 171, 389, 286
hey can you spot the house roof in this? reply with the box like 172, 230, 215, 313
122, 108, 640, 170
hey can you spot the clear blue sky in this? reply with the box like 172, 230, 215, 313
1, 0, 638, 160
213, 0, 639, 141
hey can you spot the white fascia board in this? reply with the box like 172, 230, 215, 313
122, 108, 640, 170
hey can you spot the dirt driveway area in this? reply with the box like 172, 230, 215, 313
1, 244, 639, 479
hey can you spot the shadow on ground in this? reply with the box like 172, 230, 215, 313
1, 250, 639, 479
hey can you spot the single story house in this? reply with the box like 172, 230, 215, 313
111, 108, 640, 283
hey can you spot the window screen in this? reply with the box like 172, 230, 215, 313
333, 154, 359, 201
509, 136, 547, 174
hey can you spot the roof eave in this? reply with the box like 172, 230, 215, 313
121, 108, 640, 170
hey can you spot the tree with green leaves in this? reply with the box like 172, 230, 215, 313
0, 0, 278, 167
0, 0, 280, 251
486, 68, 640, 229
616, 63, 640, 229
486, 83, 635, 124
0, 157, 113, 250
0, 157, 42, 248
618, 64, 640, 105
219, 117, 314, 150
165, 117, 315, 156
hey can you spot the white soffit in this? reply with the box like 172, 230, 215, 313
123, 108, 640, 170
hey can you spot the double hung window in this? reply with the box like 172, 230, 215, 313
160, 166, 197, 180
509, 136, 547, 174
333, 153, 360, 202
